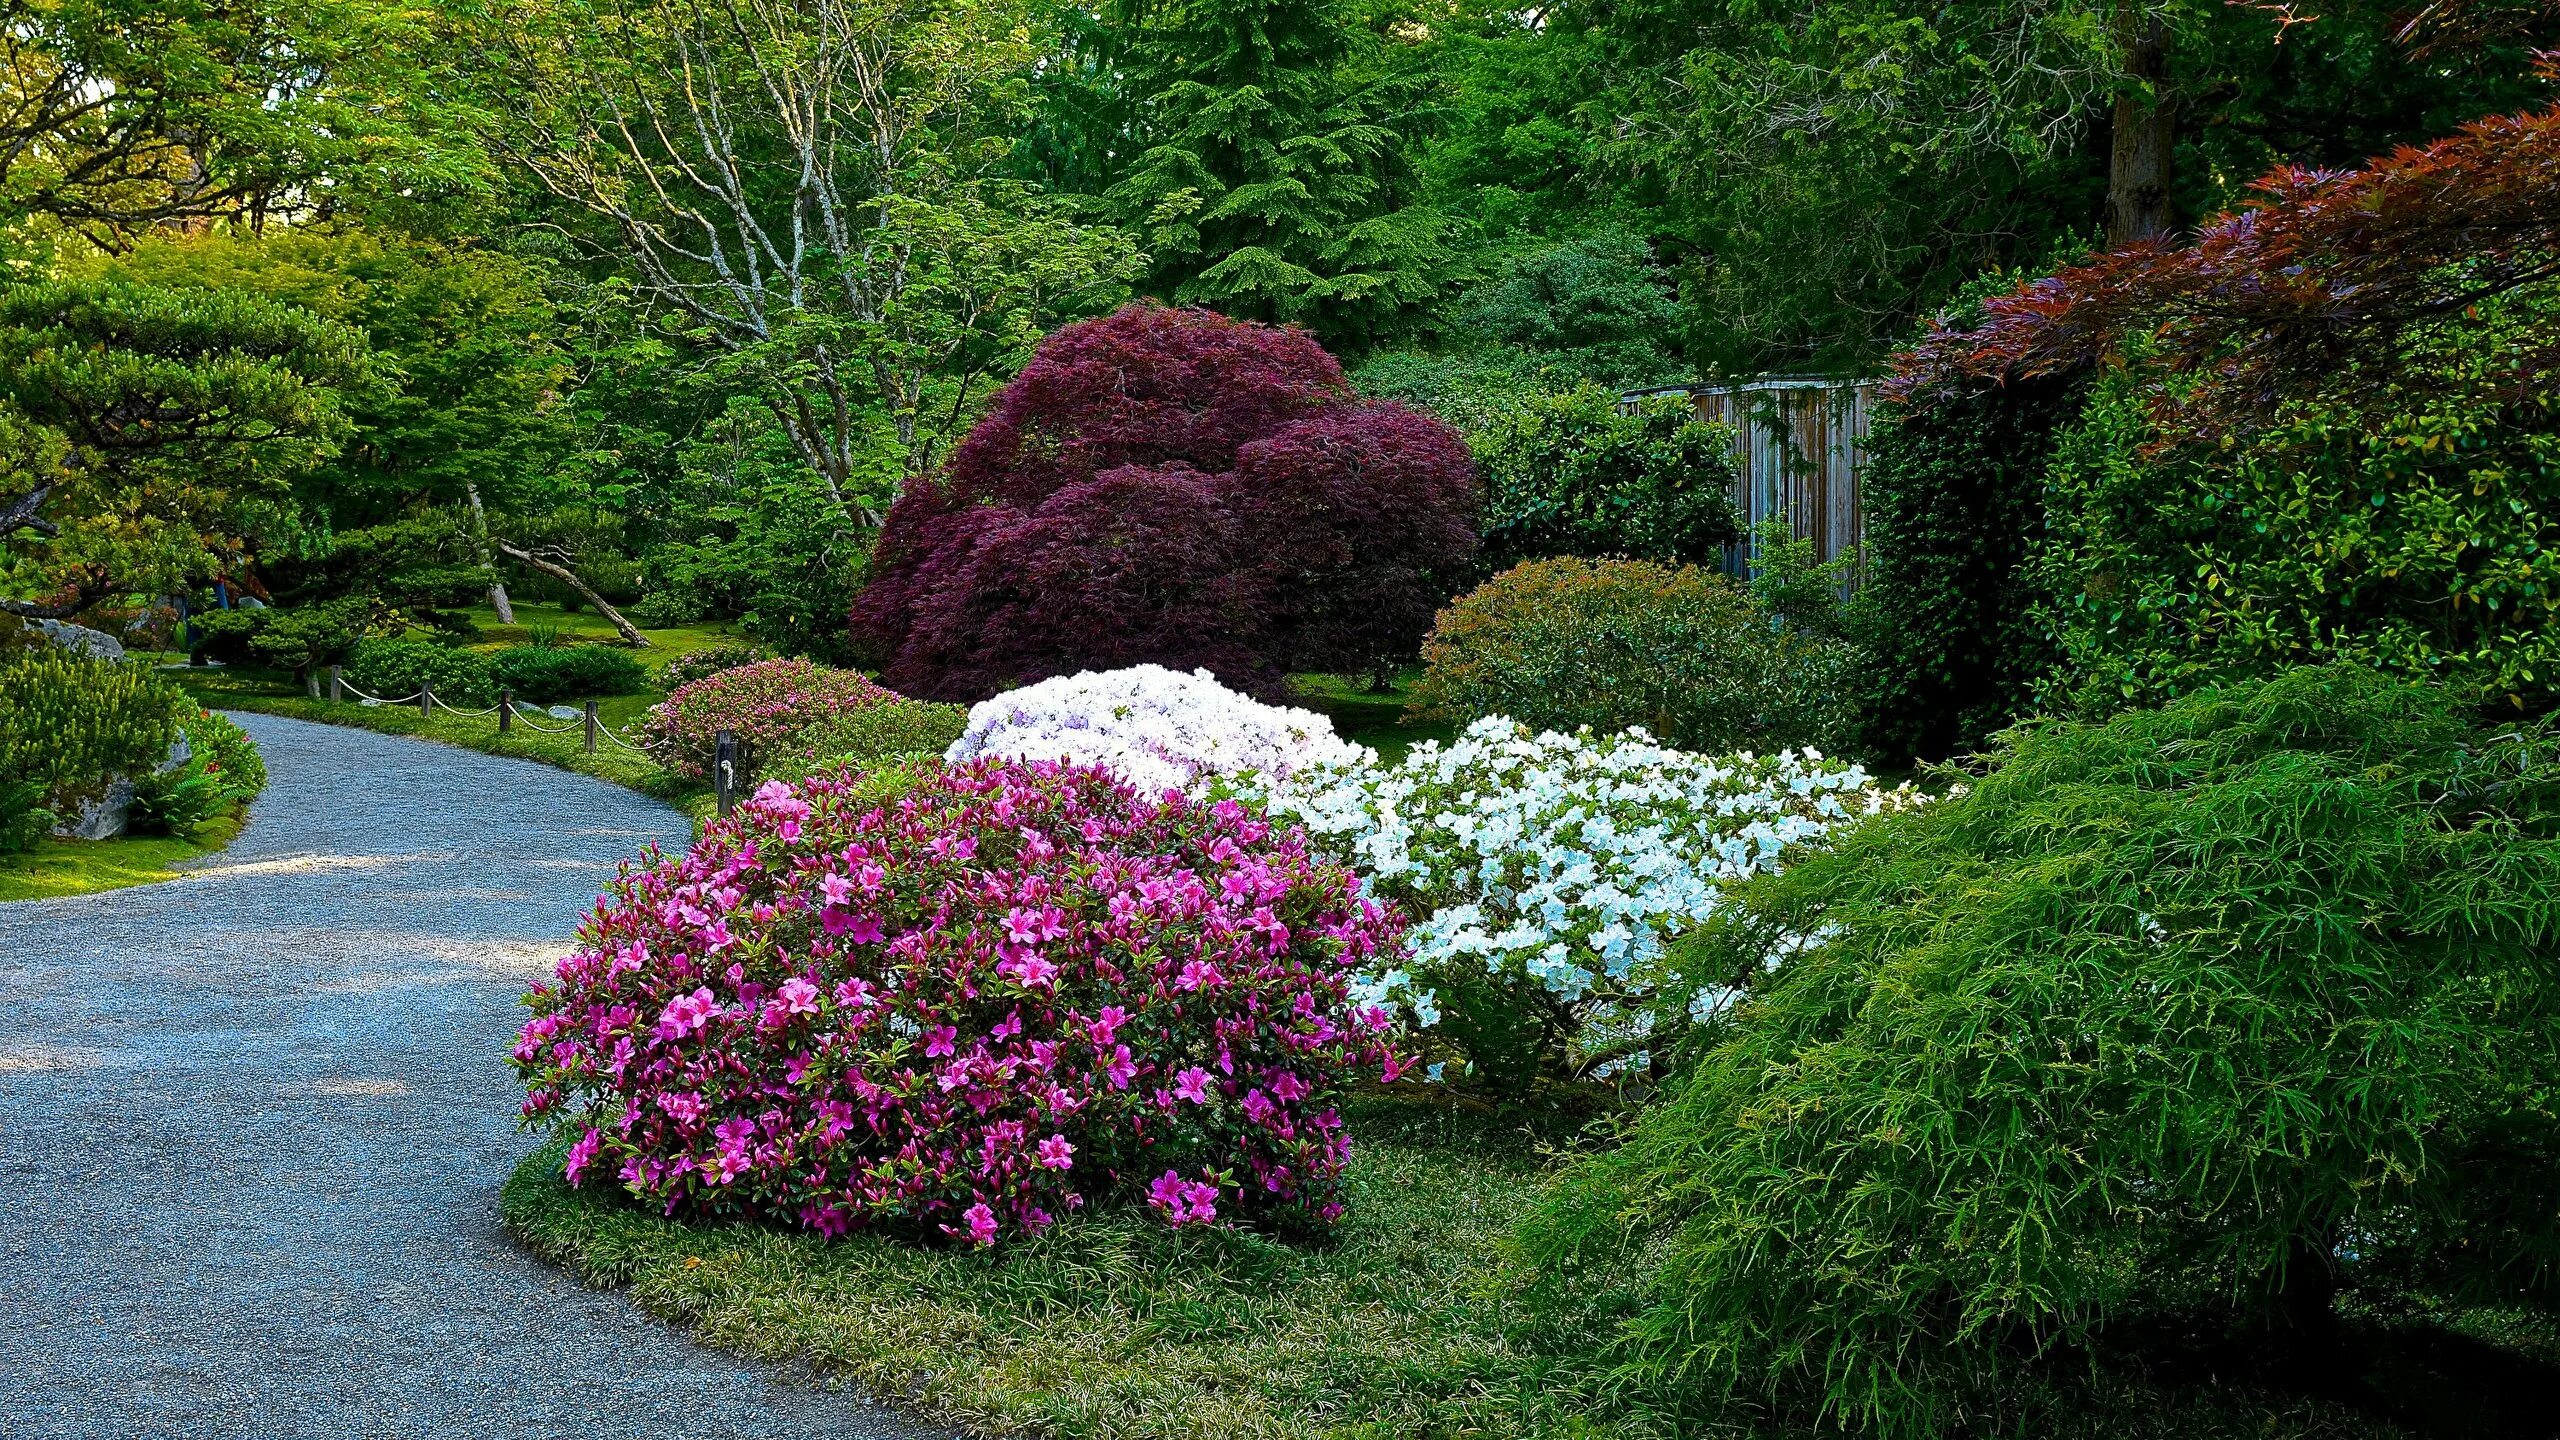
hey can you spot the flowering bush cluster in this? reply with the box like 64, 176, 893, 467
1237, 716, 1919, 1091
638, 659, 896, 781
946, 665, 1372, 798
514, 759, 1407, 1245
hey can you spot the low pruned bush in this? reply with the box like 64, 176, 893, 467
489, 644, 649, 704
344, 638, 496, 707
1412, 557, 1842, 753
658, 639, 768, 693
0, 648, 183, 813
757, 698, 969, 783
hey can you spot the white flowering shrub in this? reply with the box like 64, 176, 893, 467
1236, 715, 1922, 1089
946, 665, 1373, 797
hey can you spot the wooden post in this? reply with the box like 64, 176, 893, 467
583, 700, 599, 755
421, 683, 434, 719
498, 688, 514, 734
326, 665, 342, 703
715, 730, 737, 818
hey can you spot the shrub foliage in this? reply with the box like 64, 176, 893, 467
851, 303, 1478, 699
0, 648, 183, 811
1473, 388, 1740, 574
344, 637, 497, 707
1516, 666, 2560, 1436
489, 643, 650, 704
515, 761, 1405, 1245
757, 698, 970, 782
1411, 557, 1841, 754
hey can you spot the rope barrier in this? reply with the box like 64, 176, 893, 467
507, 706, 584, 734
339, 679, 425, 706
595, 723, 650, 753
430, 695, 502, 718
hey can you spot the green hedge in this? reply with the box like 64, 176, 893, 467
757, 699, 968, 782
344, 638, 496, 707
488, 644, 649, 704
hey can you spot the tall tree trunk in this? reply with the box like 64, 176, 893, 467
2106, 7, 2175, 247
464, 479, 515, 624
494, 540, 650, 647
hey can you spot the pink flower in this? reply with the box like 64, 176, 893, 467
1177, 957, 1224, 991
1038, 1134, 1075, 1169
998, 951, 1059, 990
777, 977, 821, 1017
1104, 1044, 1137, 1089
564, 1127, 602, 1186
1147, 1169, 1219, 1225
1089, 1005, 1127, 1045
1172, 1067, 1213, 1105
923, 1025, 958, 1059
654, 987, 719, 1040
818, 873, 853, 906
962, 1201, 998, 1246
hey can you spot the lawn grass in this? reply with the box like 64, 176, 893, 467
1287, 672, 1454, 763
504, 1097, 1659, 1440
0, 812, 244, 902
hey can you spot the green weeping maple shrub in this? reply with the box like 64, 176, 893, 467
1516, 665, 2560, 1437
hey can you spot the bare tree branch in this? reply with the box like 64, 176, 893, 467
495, 539, 653, 647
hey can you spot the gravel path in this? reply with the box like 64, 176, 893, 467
0, 713, 955, 1440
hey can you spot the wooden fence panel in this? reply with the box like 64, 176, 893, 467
1628, 378, 1879, 588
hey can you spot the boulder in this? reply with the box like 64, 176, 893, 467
34, 618, 124, 662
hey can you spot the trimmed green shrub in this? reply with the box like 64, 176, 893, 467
245, 599, 372, 675
757, 698, 968, 782
1411, 557, 1842, 753
0, 779, 55, 854
343, 638, 496, 707
187, 607, 264, 665
488, 643, 649, 704
0, 648, 183, 812
1516, 666, 2560, 1436
1473, 387, 1742, 573
657, 639, 767, 692
1846, 373, 2081, 764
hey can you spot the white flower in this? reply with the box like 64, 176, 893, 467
946, 664, 1373, 795
1236, 716, 1924, 1060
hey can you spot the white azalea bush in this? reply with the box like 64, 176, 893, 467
1236, 715, 1922, 1092
946, 665, 1372, 797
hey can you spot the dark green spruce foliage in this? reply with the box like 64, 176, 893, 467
1106, 0, 1449, 347
1516, 666, 2560, 1436
0, 649, 183, 811
1848, 372, 2082, 764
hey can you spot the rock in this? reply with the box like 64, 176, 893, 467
34, 619, 124, 662
49, 737, 188, 842
57, 778, 134, 841
547, 705, 581, 721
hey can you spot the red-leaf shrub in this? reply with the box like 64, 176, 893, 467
850, 303, 1479, 700
638, 658, 896, 781
1892, 100, 2560, 430
514, 761, 1407, 1245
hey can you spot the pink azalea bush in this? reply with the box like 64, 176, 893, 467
514, 759, 1408, 1245
638, 658, 897, 781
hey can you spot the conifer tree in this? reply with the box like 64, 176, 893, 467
1103, 0, 1451, 349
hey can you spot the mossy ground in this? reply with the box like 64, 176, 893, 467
0, 812, 244, 902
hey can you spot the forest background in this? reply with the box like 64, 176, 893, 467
0, 0, 2550, 663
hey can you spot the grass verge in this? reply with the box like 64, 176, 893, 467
0, 812, 243, 902
169, 664, 701, 805
504, 1098, 1653, 1440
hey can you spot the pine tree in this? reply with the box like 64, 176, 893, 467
1103, 0, 1451, 349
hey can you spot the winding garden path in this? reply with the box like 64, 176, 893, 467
0, 713, 952, 1440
